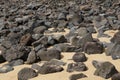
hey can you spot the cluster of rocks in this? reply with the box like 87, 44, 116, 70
0, 0, 120, 80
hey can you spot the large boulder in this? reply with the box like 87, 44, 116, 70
84, 42, 104, 54
72, 52, 87, 62
37, 48, 61, 61
8, 59, 24, 66
94, 61, 118, 79
18, 67, 38, 80
67, 62, 87, 72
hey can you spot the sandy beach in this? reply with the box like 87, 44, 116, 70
0, 30, 120, 80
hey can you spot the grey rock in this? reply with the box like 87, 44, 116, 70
38, 64, 64, 74
111, 31, 120, 44
72, 52, 87, 62
84, 42, 104, 54
53, 43, 77, 52
45, 59, 66, 66
37, 48, 61, 61
112, 73, 120, 80
33, 26, 47, 34
31, 63, 41, 71
0, 65, 14, 73
53, 34, 67, 43
8, 59, 24, 66
18, 67, 38, 80
67, 62, 87, 72
94, 62, 118, 79
58, 13, 66, 20
69, 73, 87, 80
26, 50, 37, 64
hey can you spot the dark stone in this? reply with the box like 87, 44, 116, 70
92, 60, 103, 69
38, 64, 64, 74
69, 73, 87, 80
0, 53, 6, 63
31, 63, 41, 71
47, 36, 57, 46
71, 33, 94, 48
8, 59, 24, 66
37, 49, 61, 61
20, 33, 33, 46
2, 45, 30, 62
67, 62, 87, 72
58, 13, 66, 20
87, 26, 97, 33
18, 67, 38, 80
53, 43, 77, 52
26, 50, 37, 64
76, 27, 89, 37
111, 31, 120, 44
105, 43, 120, 59
45, 59, 66, 66
33, 26, 47, 34
84, 42, 104, 54
53, 34, 67, 43
72, 52, 87, 62
0, 65, 14, 73
94, 62, 118, 79
112, 73, 120, 80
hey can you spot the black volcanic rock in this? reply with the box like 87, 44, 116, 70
18, 67, 38, 80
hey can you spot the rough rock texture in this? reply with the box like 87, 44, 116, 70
94, 62, 118, 79
72, 52, 87, 62
0, 65, 14, 73
67, 62, 87, 72
37, 49, 61, 61
26, 50, 37, 64
38, 63, 64, 74
69, 73, 87, 80
84, 42, 104, 54
112, 73, 120, 80
18, 67, 38, 80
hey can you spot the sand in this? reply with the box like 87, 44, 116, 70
0, 29, 120, 80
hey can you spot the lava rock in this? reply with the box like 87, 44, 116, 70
53, 34, 67, 43
84, 42, 104, 54
69, 73, 87, 80
38, 64, 64, 74
92, 60, 103, 69
31, 63, 41, 71
71, 33, 94, 48
37, 48, 61, 61
26, 50, 37, 64
2, 45, 30, 62
72, 52, 87, 62
105, 43, 120, 59
67, 62, 87, 72
53, 43, 77, 52
8, 59, 24, 66
111, 31, 120, 44
94, 62, 118, 79
76, 27, 89, 37
18, 67, 38, 80
0, 65, 14, 73
112, 73, 120, 80
33, 26, 47, 34
45, 59, 66, 66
